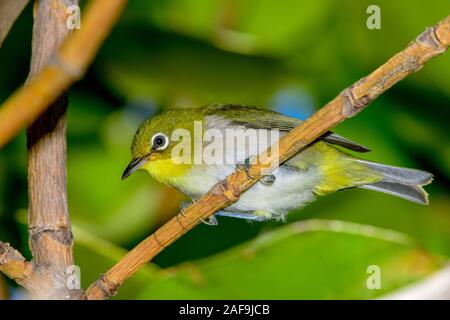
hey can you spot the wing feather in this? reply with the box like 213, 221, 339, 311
205, 104, 370, 153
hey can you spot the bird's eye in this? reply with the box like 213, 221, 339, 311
151, 133, 169, 150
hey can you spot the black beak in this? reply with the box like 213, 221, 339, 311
122, 157, 147, 180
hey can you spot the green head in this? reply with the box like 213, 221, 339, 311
122, 109, 200, 179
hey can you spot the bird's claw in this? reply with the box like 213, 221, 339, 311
236, 157, 255, 179
179, 200, 192, 215
200, 215, 219, 226
260, 174, 276, 186
181, 200, 219, 226
236, 158, 276, 186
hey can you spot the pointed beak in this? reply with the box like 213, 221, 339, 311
122, 156, 148, 180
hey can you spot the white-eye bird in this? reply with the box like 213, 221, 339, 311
123, 104, 433, 224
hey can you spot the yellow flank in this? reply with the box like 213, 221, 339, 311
311, 143, 382, 195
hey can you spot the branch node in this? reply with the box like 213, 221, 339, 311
93, 274, 119, 298
29, 226, 73, 245
176, 213, 188, 231
342, 84, 372, 118
211, 180, 240, 202
417, 26, 448, 52
153, 233, 167, 249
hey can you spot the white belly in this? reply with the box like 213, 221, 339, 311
177, 163, 321, 219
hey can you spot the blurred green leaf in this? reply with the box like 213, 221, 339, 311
139, 220, 445, 299
1, 0, 449, 300
67, 97, 162, 244
98, 24, 289, 107
72, 225, 159, 299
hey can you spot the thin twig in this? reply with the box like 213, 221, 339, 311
85, 16, 450, 300
0, 0, 29, 48
0, 0, 127, 148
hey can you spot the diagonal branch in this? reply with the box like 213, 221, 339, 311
85, 15, 450, 300
0, 0, 127, 148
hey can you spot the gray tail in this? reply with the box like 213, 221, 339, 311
355, 160, 433, 205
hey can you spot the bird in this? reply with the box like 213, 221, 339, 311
122, 104, 433, 225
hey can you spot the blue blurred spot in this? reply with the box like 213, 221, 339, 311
123, 97, 158, 123
271, 87, 315, 120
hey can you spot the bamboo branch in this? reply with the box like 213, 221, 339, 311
0, 0, 29, 48
85, 16, 450, 300
0, 0, 127, 148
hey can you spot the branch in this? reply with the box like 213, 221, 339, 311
25, 0, 76, 299
0, 240, 78, 299
86, 16, 450, 300
0, 0, 29, 48
0, 0, 127, 148
0, 241, 31, 283
0, 0, 127, 299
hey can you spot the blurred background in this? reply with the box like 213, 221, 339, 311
0, 0, 449, 299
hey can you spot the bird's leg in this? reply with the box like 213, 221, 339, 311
237, 157, 276, 186
179, 200, 219, 226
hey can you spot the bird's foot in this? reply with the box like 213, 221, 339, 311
236, 157, 256, 179
180, 201, 219, 226
200, 215, 219, 226
236, 158, 276, 186
179, 200, 193, 214
260, 174, 275, 186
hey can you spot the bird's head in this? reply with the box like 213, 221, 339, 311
122, 109, 197, 180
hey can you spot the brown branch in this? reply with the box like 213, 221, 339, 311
25, 0, 76, 299
0, 0, 29, 48
0, 0, 128, 148
86, 16, 450, 300
0, 240, 78, 299
0, 0, 127, 299
0, 241, 31, 283
1, 0, 81, 300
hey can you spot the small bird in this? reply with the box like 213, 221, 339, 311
123, 104, 433, 224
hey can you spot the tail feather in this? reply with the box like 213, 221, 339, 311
353, 159, 433, 185
360, 180, 429, 204
354, 160, 433, 205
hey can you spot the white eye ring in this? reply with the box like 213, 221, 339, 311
151, 133, 169, 150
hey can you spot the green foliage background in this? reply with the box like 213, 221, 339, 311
0, 0, 449, 299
